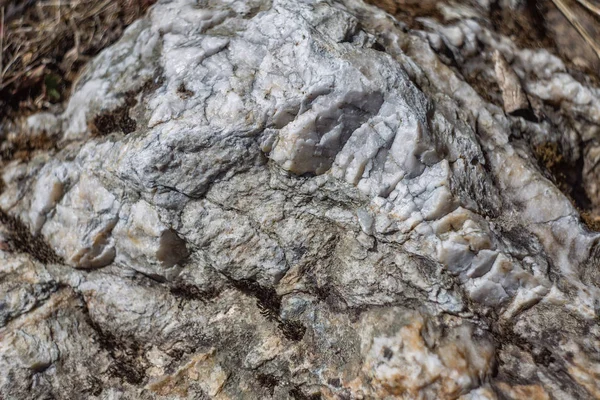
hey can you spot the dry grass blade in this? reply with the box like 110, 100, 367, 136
574, 0, 600, 18
550, 0, 600, 61
0, 0, 156, 115
1, 6, 4, 87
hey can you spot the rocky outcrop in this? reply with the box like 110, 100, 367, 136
1, 0, 600, 398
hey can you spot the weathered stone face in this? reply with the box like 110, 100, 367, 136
1, 0, 600, 398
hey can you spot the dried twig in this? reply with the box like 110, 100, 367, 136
550, 0, 600, 61
574, 0, 600, 18
1, 6, 4, 87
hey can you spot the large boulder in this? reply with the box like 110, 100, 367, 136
2, 0, 600, 398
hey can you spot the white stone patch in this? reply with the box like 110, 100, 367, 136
113, 200, 189, 279
42, 173, 120, 268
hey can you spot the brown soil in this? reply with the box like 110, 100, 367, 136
364, 0, 444, 28
0, 126, 58, 161
90, 96, 138, 136
0, 208, 63, 263
490, 0, 556, 50
534, 142, 600, 231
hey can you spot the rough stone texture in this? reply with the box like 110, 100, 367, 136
1, 0, 600, 399
493, 50, 530, 116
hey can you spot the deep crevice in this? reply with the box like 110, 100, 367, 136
0, 208, 63, 264
256, 373, 279, 395
289, 386, 322, 400
228, 278, 306, 342
169, 282, 220, 305
533, 141, 599, 230
90, 94, 138, 136
79, 298, 149, 386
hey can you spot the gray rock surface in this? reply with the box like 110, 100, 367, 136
1, 0, 600, 398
